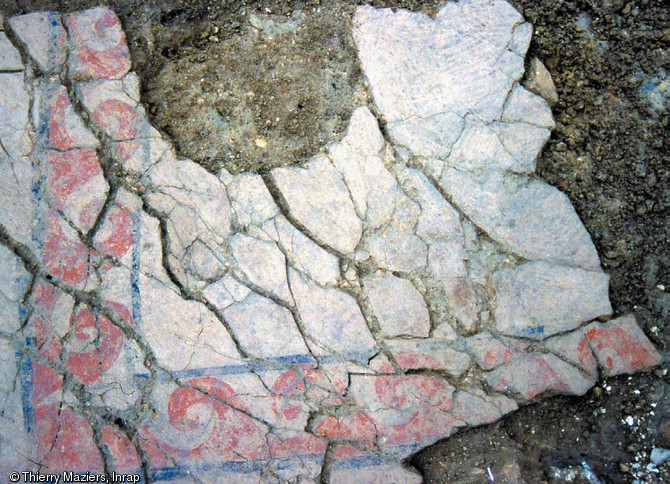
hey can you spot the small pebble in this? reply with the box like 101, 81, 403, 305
650, 447, 670, 466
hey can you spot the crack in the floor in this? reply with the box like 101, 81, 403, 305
261, 173, 350, 261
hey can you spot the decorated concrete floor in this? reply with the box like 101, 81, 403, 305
0, 1, 662, 482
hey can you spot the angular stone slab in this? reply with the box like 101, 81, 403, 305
269, 215, 341, 286
384, 339, 472, 377
349, 373, 462, 455
0, 32, 22, 70
288, 268, 377, 362
76, 74, 159, 142
542, 328, 599, 379
462, 332, 521, 371
486, 352, 596, 400
363, 192, 427, 273
0, 150, 35, 253
230, 233, 292, 302
8, 11, 67, 72
65, 8, 131, 80
0, 72, 30, 135
493, 260, 612, 339
440, 168, 602, 270
271, 154, 362, 255
0, 2, 663, 482
44, 149, 109, 233
0, 244, 31, 333
362, 271, 430, 338
223, 293, 309, 360
329, 107, 396, 229
353, 0, 525, 124
586, 315, 663, 376
142, 158, 232, 290
451, 388, 518, 427
502, 83, 555, 129
34, 83, 99, 151
222, 171, 280, 230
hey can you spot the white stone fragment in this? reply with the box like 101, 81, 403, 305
329, 108, 397, 229
0, 245, 30, 333
0, 152, 35, 252
34, 83, 99, 150
393, 166, 463, 241
0, 33, 22, 70
118, 267, 244, 372
493, 261, 612, 339
223, 172, 279, 230
650, 448, 670, 467
76, 76, 161, 141
502, 83, 555, 129
95, 189, 171, 283
427, 240, 468, 280
366, 227, 427, 273
353, 0, 526, 167
271, 154, 362, 254
184, 238, 227, 282
269, 215, 340, 286
8, 11, 67, 71
386, 338, 471, 377
452, 388, 518, 426
65, 7, 131, 80
490, 121, 551, 173
203, 274, 251, 312
44, 150, 109, 234
230, 233, 292, 303
354, 0, 524, 124
0, 73, 30, 135
486, 352, 596, 399
223, 293, 309, 359
364, 190, 427, 273
508, 22, 533, 57
142, 158, 231, 288
542, 327, 598, 378
330, 106, 384, 157
363, 271, 430, 338
288, 268, 376, 362
446, 116, 518, 173
387, 112, 464, 159
440, 169, 601, 269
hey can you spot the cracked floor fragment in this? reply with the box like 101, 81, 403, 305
0, 1, 662, 483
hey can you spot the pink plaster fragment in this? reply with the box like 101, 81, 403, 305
586, 315, 662, 376
65, 8, 131, 80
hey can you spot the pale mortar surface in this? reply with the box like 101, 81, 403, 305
0, 1, 662, 482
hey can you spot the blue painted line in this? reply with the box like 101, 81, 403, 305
146, 445, 420, 481
130, 208, 142, 326
19, 336, 36, 435
132, 350, 372, 380
331, 444, 424, 470
521, 325, 545, 336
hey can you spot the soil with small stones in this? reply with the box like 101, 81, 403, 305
2, 0, 668, 482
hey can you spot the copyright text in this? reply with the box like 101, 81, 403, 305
8, 471, 141, 483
